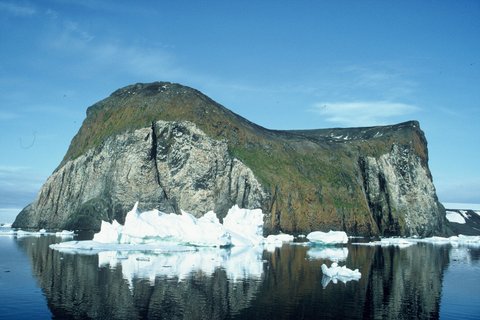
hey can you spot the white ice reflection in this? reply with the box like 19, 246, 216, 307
97, 245, 264, 286
307, 246, 349, 262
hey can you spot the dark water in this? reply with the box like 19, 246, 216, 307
1, 234, 480, 320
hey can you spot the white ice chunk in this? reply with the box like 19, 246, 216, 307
354, 235, 480, 248
223, 205, 264, 246
321, 262, 361, 287
92, 202, 231, 247
321, 262, 361, 278
353, 237, 415, 248
419, 235, 480, 246
264, 233, 294, 244
263, 233, 294, 252
307, 230, 348, 244
307, 247, 349, 261
446, 211, 466, 224
93, 220, 122, 243
0, 226, 16, 236
55, 230, 75, 237
70, 203, 264, 248
17, 230, 42, 237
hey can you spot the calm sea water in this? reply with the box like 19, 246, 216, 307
0, 232, 479, 319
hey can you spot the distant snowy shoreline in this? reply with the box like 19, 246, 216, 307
442, 203, 480, 211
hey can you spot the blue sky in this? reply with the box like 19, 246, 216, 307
1, 0, 479, 221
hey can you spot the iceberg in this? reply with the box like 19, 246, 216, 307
321, 262, 361, 288
55, 230, 75, 238
0, 226, 16, 236
93, 202, 232, 247
50, 240, 197, 255
63, 203, 264, 249
0, 227, 74, 237
418, 235, 480, 247
307, 230, 348, 245
263, 233, 294, 244
321, 262, 361, 278
353, 237, 415, 248
352, 235, 480, 248
223, 205, 264, 246
263, 233, 295, 252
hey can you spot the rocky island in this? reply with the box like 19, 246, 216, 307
13, 82, 451, 237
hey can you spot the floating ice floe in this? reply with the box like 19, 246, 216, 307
307, 230, 348, 245
263, 233, 295, 251
0, 226, 16, 236
0, 227, 75, 238
307, 247, 349, 261
353, 237, 415, 248
418, 235, 480, 247
55, 230, 75, 237
92, 202, 231, 247
53, 203, 266, 252
353, 235, 480, 248
321, 262, 361, 288
223, 205, 265, 246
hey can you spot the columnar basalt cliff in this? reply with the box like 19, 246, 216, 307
13, 82, 450, 236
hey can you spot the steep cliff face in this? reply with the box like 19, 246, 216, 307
14, 120, 266, 230
13, 82, 450, 236
359, 144, 444, 236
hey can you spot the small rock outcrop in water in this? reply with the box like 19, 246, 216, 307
13, 82, 450, 236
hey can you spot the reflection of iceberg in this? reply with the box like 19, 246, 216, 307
307, 231, 348, 244
98, 246, 264, 285
307, 247, 349, 261
321, 262, 361, 288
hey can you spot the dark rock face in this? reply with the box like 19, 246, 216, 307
13, 82, 450, 236
14, 120, 266, 230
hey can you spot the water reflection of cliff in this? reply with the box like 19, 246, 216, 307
17, 237, 450, 319
17, 237, 263, 319
233, 244, 449, 319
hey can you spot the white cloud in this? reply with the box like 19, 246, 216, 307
0, 1, 36, 16
311, 101, 419, 127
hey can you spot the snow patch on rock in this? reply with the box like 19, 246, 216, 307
446, 211, 466, 224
